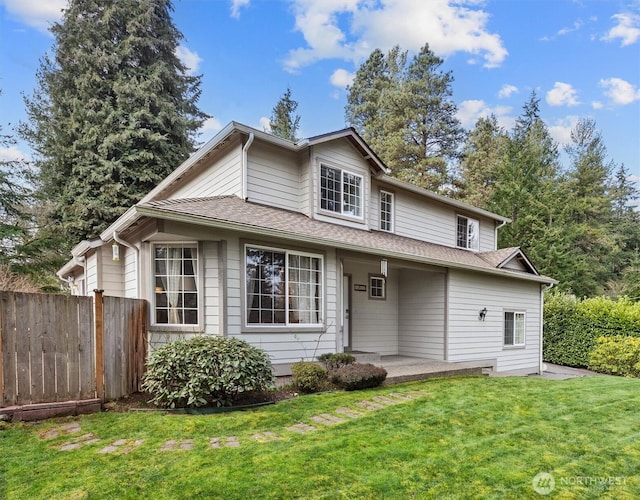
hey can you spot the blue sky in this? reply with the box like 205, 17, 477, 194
1, 0, 639, 184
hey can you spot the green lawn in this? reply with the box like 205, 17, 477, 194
1, 376, 639, 499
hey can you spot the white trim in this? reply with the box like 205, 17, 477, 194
379, 190, 395, 233
319, 163, 364, 221
456, 215, 480, 252
503, 310, 526, 348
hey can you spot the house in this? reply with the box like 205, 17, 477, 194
58, 122, 556, 375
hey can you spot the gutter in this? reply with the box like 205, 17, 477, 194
242, 133, 255, 201
113, 231, 140, 296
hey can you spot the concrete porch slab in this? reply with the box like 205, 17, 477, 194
377, 356, 494, 385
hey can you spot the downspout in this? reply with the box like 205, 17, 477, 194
495, 220, 507, 249
242, 132, 255, 201
57, 256, 86, 293
539, 282, 555, 374
113, 231, 140, 296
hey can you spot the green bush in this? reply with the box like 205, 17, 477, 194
317, 352, 356, 371
142, 336, 274, 408
291, 361, 327, 393
329, 363, 387, 391
589, 336, 640, 377
543, 293, 640, 368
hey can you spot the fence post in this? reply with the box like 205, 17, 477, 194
94, 290, 105, 401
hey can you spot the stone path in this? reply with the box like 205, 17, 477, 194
39, 390, 427, 453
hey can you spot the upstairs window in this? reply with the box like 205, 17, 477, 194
504, 312, 525, 346
457, 215, 479, 251
380, 190, 394, 232
320, 164, 363, 218
154, 244, 199, 325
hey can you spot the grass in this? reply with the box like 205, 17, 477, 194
1, 375, 639, 499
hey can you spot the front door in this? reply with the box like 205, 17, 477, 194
343, 275, 351, 348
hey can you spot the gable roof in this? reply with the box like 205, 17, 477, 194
479, 247, 540, 275
131, 196, 554, 284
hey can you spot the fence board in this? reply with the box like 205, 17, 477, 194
41, 295, 57, 402
0, 292, 17, 406
15, 293, 32, 404
27, 294, 44, 403
67, 296, 81, 399
78, 298, 94, 399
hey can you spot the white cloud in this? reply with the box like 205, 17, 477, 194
283, 0, 507, 72
200, 117, 222, 133
546, 82, 580, 107
541, 19, 584, 41
330, 68, 355, 88
591, 101, 603, 110
547, 116, 579, 147
456, 99, 513, 129
259, 116, 271, 132
230, 0, 250, 19
603, 12, 640, 46
0, 0, 66, 32
0, 145, 30, 163
175, 44, 203, 75
600, 77, 640, 105
498, 84, 518, 99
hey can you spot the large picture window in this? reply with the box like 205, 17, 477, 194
246, 246, 323, 326
456, 215, 479, 251
320, 164, 363, 217
504, 311, 525, 346
154, 244, 198, 325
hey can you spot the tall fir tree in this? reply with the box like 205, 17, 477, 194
345, 44, 464, 192
20, 0, 208, 247
269, 87, 301, 141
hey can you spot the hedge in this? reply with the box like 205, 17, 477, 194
543, 293, 640, 368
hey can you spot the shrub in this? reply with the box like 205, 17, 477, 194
589, 336, 640, 377
291, 361, 327, 393
330, 363, 387, 391
142, 336, 274, 408
317, 352, 356, 371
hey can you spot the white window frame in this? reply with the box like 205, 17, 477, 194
319, 163, 364, 219
456, 215, 480, 251
244, 244, 324, 328
151, 243, 201, 329
369, 274, 386, 300
380, 190, 394, 232
504, 311, 526, 347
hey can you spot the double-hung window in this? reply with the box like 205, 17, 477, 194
320, 164, 363, 218
245, 245, 323, 326
380, 190, 394, 232
504, 312, 525, 347
154, 244, 199, 325
456, 215, 479, 251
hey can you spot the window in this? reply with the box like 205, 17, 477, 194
504, 312, 525, 346
457, 215, 479, 251
369, 275, 386, 300
320, 164, 363, 217
380, 190, 394, 232
154, 244, 198, 325
245, 245, 323, 326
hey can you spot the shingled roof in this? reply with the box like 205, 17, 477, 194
135, 196, 554, 284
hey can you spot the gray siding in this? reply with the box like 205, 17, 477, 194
247, 141, 300, 211
123, 247, 137, 298
202, 241, 221, 336
398, 269, 445, 359
447, 269, 541, 372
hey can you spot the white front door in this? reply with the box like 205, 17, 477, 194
343, 275, 351, 348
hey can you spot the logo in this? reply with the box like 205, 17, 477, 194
533, 472, 556, 495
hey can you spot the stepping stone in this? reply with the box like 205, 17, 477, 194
98, 439, 143, 454
251, 432, 281, 443
160, 438, 194, 451
310, 413, 346, 426
59, 433, 100, 451
355, 400, 384, 411
334, 407, 364, 419
210, 436, 241, 448
385, 392, 415, 401
42, 422, 82, 440
372, 396, 399, 406
286, 423, 317, 434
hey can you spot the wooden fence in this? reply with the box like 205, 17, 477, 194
0, 291, 147, 409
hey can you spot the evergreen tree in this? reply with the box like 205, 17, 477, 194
20, 0, 208, 246
345, 44, 464, 192
269, 87, 301, 141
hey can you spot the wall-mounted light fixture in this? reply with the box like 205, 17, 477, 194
478, 307, 488, 321
380, 259, 388, 277
112, 242, 120, 262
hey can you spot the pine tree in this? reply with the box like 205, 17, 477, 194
345, 44, 464, 192
269, 87, 301, 141
20, 0, 208, 246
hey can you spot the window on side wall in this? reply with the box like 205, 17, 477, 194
153, 244, 199, 325
380, 190, 394, 232
320, 164, 363, 218
456, 215, 479, 251
504, 311, 525, 347
369, 275, 386, 300
245, 245, 323, 327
